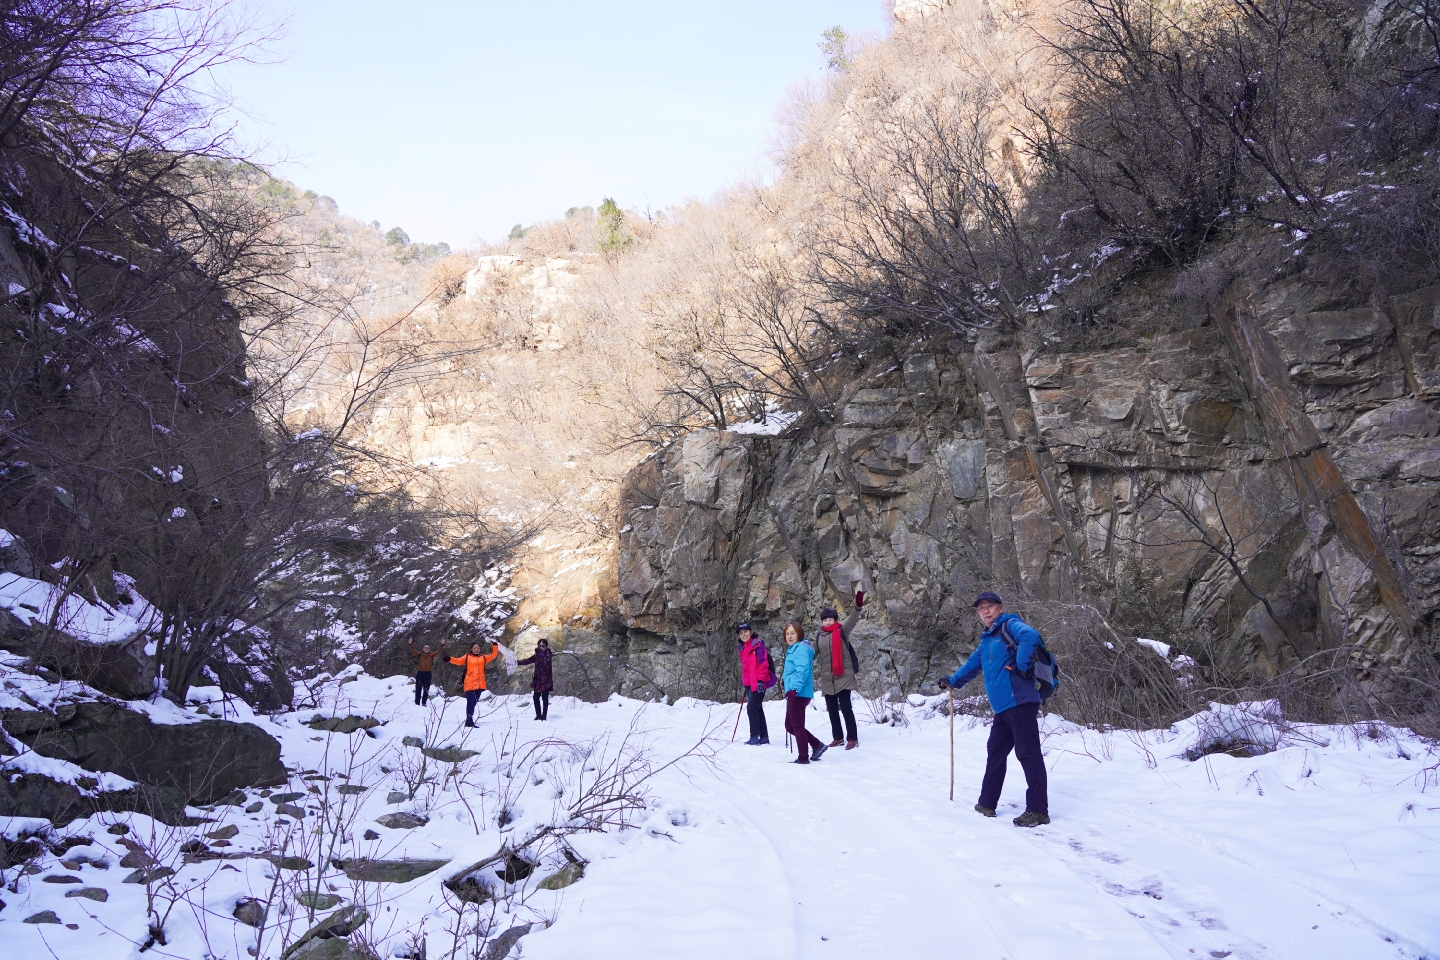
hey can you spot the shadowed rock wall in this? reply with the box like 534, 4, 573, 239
613, 273, 1440, 699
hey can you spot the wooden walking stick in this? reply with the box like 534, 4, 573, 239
731, 690, 745, 741
948, 686, 955, 802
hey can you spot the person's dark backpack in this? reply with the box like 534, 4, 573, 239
760, 641, 776, 689
998, 620, 1060, 701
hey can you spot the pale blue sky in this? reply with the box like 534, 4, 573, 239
215, 1, 890, 248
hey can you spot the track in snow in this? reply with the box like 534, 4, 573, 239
527, 698, 1431, 960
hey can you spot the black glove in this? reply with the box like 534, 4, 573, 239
854, 589, 865, 609
937, 677, 951, 690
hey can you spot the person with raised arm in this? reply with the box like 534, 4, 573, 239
448, 640, 499, 728
407, 640, 439, 706
516, 637, 554, 721
814, 590, 866, 750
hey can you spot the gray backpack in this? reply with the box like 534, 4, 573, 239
998, 620, 1059, 701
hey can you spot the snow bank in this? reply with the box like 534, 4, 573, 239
0, 572, 154, 646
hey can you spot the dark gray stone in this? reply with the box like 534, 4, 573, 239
336, 858, 448, 883
64, 887, 108, 902
233, 897, 268, 927
306, 716, 380, 734
13, 700, 284, 805
0, 769, 185, 826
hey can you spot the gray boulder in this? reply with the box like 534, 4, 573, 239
13, 699, 284, 805
0, 769, 185, 826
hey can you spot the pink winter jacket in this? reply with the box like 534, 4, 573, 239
739, 638, 773, 691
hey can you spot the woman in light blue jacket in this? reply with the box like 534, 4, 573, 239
781, 622, 827, 765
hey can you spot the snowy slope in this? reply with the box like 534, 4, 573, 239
1, 674, 1436, 960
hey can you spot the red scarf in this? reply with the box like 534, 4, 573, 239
824, 623, 846, 677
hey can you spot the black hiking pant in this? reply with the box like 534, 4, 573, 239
464, 689, 483, 724
532, 689, 550, 719
823, 690, 858, 743
746, 688, 769, 740
414, 671, 432, 706
979, 703, 1048, 815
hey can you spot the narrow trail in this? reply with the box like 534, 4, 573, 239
704, 721, 1171, 960
526, 698, 1432, 960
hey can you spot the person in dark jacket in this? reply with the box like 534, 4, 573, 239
781, 623, 828, 765
939, 591, 1050, 827
736, 623, 772, 745
516, 638, 554, 721
813, 590, 865, 749
408, 641, 438, 706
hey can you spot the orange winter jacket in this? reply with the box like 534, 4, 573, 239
448, 649, 498, 691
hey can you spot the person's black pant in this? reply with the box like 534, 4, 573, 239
414, 671, 431, 705
464, 689, 482, 724
824, 690, 858, 742
746, 688, 769, 740
532, 689, 550, 719
979, 703, 1048, 814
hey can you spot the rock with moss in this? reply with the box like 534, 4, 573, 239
336, 857, 448, 883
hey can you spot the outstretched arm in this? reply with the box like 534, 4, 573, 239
946, 645, 984, 689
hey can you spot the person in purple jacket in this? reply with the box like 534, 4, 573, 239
516, 638, 554, 721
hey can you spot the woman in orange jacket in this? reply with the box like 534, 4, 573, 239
448, 641, 498, 727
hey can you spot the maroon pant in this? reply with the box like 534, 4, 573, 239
785, 692, 825, 762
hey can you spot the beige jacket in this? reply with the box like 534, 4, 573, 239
812, 607, 862, 696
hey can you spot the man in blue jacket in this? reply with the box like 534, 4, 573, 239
939, 591, 1050, 827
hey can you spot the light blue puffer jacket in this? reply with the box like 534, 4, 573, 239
782, 639, 816, 699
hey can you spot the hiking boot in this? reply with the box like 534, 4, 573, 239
757, 737, 770, 745
811, 743, 828, 761
829, 739, 844, 747
464, 719, 476, 728
1013, 810, 1050, 828
744, 736, 761, 745
791, 757, 809, 765
845, 740, 858, 750
974, 804, 996, 818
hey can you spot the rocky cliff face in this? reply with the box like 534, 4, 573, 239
613, 269, 1440, 699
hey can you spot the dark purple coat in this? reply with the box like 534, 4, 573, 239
517, 647, 553, 692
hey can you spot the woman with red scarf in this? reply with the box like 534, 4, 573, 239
813, 590, 865, 749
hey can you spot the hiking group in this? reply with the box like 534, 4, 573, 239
738, 588, 1056, 829
406, 636, 554, 727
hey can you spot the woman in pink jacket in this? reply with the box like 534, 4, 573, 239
737, 622, 773, 745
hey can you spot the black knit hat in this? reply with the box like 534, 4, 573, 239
820, 608, 839, 621
974, 591, 1004, 607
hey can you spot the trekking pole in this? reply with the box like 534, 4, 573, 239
948, 687, 955, 802
731, 690, 744, 741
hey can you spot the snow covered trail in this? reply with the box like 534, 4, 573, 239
3, 674, 1435, 960
695, 739, 1168, 960
531, 696, 1438, 960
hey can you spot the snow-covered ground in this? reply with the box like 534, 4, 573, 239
2, 672, 1437, 960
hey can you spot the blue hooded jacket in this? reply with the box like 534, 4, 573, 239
782, 639, 816, 699
947, 612, 1043, 714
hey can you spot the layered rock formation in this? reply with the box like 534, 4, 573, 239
613, 271, 1440, 698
